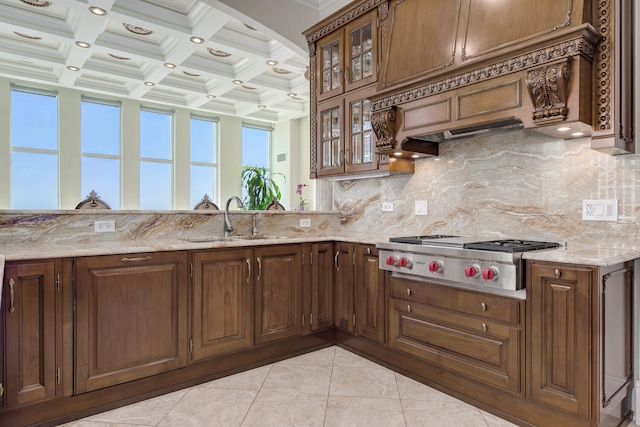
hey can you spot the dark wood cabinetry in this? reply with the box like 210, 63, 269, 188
334, 243, 385, 343
387, 275, 523, 394
308, 242, 334, 332
254, 244, 304, 345
2, 259, 71, 408
75, 251, 188, 393
191, 248, 253, 360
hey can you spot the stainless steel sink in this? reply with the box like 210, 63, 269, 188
183, 235, 287, 243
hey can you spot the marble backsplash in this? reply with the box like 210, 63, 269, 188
336, 130, 640, 248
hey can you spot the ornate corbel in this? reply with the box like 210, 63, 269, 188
371, 108, 396, 152
526, 60, 570, 124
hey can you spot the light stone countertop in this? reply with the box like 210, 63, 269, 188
1, 235, 639, 266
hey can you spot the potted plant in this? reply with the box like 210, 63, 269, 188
296, 183, 308, 211
241, 166, 285, 210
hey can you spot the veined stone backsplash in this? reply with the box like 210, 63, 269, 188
336, 130, 640, 248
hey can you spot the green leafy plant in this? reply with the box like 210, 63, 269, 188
241, 166, 285, 210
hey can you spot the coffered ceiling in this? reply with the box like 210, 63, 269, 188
0, 0, 319, 122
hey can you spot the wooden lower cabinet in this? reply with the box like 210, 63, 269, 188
191, 248, 253, 360
387, 275, 523, 394
2, 259, 71, 408
309, 242, 334, 332
333, 242, 354, 333
74, 251, 189, 393
354, 244, 385, 343
254, 244, 304, 345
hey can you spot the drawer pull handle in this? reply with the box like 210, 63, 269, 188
246, 258, 251, 283
482, 323, 487, 332
335, 251, 340, 271
121, 256, 152, 263
554, 268, 561, 278
406, 288, 411, 296
257, 257, 262, 281
8, 278, 15, 314
407, 305, 411, 312
481, 302, 487, 311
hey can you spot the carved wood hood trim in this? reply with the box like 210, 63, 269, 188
371, 26, 599, 112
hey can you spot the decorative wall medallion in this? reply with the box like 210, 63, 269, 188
108, 53, 131, 60
13, 31, 42, 40
207, 48, 231, 57
272, 67, 292, 75
526, 61, 570, 123
371, 108, 397, 151
19, 0, 51, 7
123, 23, 153, 36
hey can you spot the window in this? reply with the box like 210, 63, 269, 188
81, 98, 121, 209
190, 115, 219, 208
140, 108, 173, 210
10, 87, 59, 209
241, 123, 273, 202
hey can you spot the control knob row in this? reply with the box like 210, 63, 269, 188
386, 255, 413, 269
464, 264, 499, 281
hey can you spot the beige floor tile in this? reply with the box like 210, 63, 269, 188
240, 390, 328, 427
82, 389, 187, 425
333, 346, 384, 369
330, 365, 400, 399
480, 409, 519, 426
395, 373, 459, 402
275, 346, 336, 366
402, 400, 488, 427
324, 395, 406, 427
261, 363, 332, 395
198, 364, 273, 391
65, 422, 143, 427
157, 388, 256, 427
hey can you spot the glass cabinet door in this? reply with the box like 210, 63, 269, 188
345, 88, 378, 173
317, 98, 344, 176
317, 35, 344, 101
345, 10, 377, 92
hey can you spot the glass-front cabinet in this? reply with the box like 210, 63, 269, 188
316, 10, 377, 102
317, 87, 378, 177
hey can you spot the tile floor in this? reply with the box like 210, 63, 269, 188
57, 346, 517, 427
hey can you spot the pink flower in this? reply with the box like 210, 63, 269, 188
296, 183, 307, 195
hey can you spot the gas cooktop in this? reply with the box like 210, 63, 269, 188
387, 235, 559, 253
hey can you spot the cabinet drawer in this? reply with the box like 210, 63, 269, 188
388, 298, 522, 394
389, 276, 520, 324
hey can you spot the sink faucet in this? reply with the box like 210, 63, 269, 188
224, 196, 244, 238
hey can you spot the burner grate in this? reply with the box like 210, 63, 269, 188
463, 239, 559, 253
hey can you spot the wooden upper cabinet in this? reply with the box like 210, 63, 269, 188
192, 248, 253, 360
316, 9, 378, 102
3, 260, 59, 408
75, 252, 188, 393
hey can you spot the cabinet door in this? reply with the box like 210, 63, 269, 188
355, 245, 385, 343
345, 88, 379, 174
333, 242, 354, 333
254, 245, 303, 344
317, 97, 345, 176
4, 260, 58, 407
527, 262, 595, 417
311, 242, 334, 332
344, 10, 378, 92
75, 252, 188, 393
192, 248, 253, 360
316, 30, 345, 101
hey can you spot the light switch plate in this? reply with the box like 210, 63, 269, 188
382, 202, 394, 212
415, 200, 428, 216
582, 199, 618, 221
299, 218, 311, 228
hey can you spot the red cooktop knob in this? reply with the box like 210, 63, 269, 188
386, 256, 397, 266
428, 261, 442, 273
398, 257, 413, 269
464, 265, 479, 278
482, 267, 499, 281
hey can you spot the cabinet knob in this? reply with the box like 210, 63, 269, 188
481, 302, 487, 311
407, 305, 411, 312
554, 268, 561, 279
482, 323, 487, 332
406, 288, 411, 296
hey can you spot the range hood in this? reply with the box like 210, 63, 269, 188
368, 0, 607, 158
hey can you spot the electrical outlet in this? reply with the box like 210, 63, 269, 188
94, 220, 115, 232
582, 199, 618, 221
415, 200, 428, 216
299, 218, 311, 228
382, 202, 394, 212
